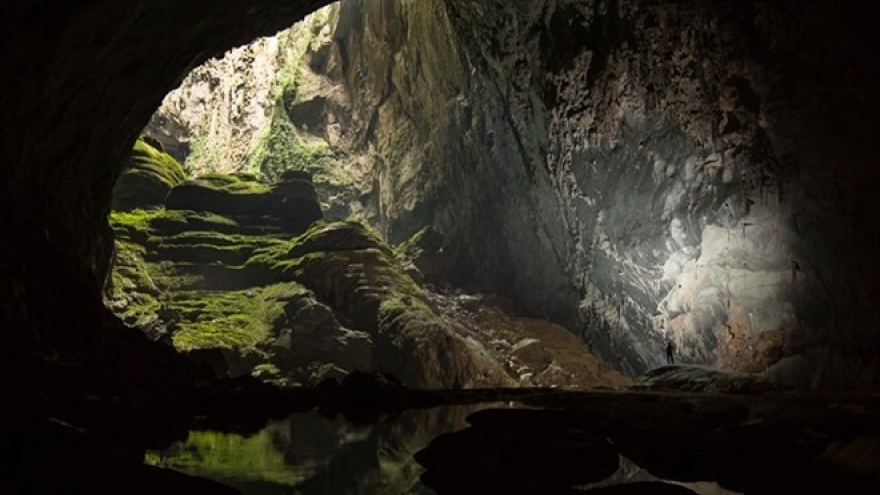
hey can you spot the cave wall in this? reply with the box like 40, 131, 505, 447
331, 0, 880, 386
0, 0, 333, 350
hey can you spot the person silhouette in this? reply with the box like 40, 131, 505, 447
665, 340, 676, 365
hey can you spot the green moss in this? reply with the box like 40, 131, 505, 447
191, 173, 272, 194
148, 209, 241, 236
394, 227, 427, 259
113, 138, 186, 211
105, 211, 171, 326
169, 282, 308, 353
131, 137, 186, 187
158, 231, 287, 251
109, 208, 164, 237
153, 243, 253, 266
244, 220, 389, 276
250, 107, 336, 182
292, 219, 385, 251
247, 241, 297, 269
184, 131, 224, 177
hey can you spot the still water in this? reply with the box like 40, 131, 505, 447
146, 404, 741, 495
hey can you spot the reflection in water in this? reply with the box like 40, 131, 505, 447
147, 405, 484, 495
147, 404, 740, 495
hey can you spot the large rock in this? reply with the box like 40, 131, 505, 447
112, 137, 185, 211
262, 220, 514, 388
273, 294, 374, 383
510, 338, 554, 374
109, 211, 515, 388
164, 173, 323, 233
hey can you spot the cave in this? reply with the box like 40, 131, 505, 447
3, 0, 880, 494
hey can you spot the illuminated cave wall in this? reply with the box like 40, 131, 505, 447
327, 0, 880, 386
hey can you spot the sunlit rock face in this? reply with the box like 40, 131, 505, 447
327, 0, 880, 387
146, 35, 286, 171
144, 6, 373, 221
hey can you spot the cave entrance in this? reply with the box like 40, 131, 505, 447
105, 3, 375, 387
103, 1, 630, 392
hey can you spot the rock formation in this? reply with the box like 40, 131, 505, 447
141, 0, 880, 388
108, 139, 625, 388
320, 0, 880, 387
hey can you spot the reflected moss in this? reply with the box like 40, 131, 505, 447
146, 427, 308, 487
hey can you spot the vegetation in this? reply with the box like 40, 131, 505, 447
107, 180, 441, 385
110, 208, 164, 239
182, 131, 225, 177
170, 282, 308, 353
147, 209, 241, 236
112, 138, 186, 210
394, 226, 432, 259
107, 205, 290, 338
130, 137, 186, 187
250, 104, 336, 182
189, 173, 271, 194
106, 209, 168, 326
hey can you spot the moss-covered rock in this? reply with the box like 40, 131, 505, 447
165, 173, 323, 233
112, 137, 186, 211
108, 198, 377, 385
249, 220, 511, 387
287, 218, 391, 258
169, 283, 305, 353
107, 200, 511, 388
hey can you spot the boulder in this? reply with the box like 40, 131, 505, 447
510, 338, 554, 373
112, 137, 185, 211
165, 175, 272, 216
164, 173, 323, 235
287, 220, 391, 259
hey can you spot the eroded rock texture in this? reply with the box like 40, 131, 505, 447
326, 0, 880, 387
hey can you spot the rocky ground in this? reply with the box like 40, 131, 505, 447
429, 291, 631, 389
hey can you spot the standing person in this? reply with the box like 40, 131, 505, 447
665, 340, 676, 365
